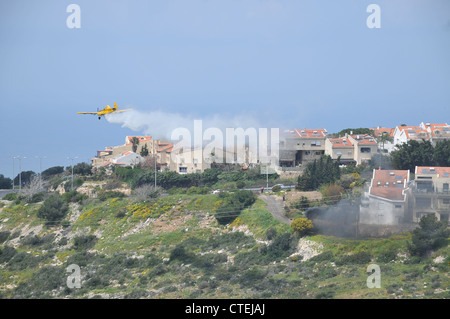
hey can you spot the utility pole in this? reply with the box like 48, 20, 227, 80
154, 153, 157, 188
17, 156, 26, 192
36, 156, 46, 188
12, 156, 17, 190
68, 156, 78, 191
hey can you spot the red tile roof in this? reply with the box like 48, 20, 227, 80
283, 129, 327, 138
369, 169, 409, 201
350, 134, 377, 145
328, 137, 353, 148
415, 166, 450, 178
397, 126, 422, 131
157, 143, 173, 153
125, 136, 152, 145
372, 127, 394, 137
403, 129, 430, 140
428, 126, 450, 138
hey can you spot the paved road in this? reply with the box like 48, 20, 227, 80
259, 194, 291, 225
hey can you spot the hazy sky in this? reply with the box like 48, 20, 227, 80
1, 0, 449, 177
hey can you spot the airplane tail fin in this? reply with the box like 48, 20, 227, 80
114, 102, 117, 110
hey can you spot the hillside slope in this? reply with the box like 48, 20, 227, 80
0, 193, 448, 299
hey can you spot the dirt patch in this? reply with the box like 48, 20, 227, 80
285, 190, 322, 205
151, 213, 194, 235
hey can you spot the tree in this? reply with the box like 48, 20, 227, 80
433, 140, 450, 167
334, 128, 374, 137
72, 162, 92, 175
408, 214, 448, 257
130, 137, 140, 153
21, 175, 45, 202
297, 155, 340, 191
140, 144, 149, 157
41, 166, 64, 179
390, 140, 434, 171
13, 171, 36, 188
0, 174, 12, 189
378, 133, 393, 151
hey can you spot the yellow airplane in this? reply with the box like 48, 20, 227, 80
77, 102, 131, 120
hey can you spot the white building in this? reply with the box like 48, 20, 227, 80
360, 169, 410, 225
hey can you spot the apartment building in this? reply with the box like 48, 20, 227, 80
92, 136, 173, 170
420, 122, 450, 146
360, 169, 410, 225
279, 129, 328, 167
409, 166, 450, 223
324, 134, 377, 165
393, 126, 431, 146
168, 146, 238, 174
324, 136, 355, 164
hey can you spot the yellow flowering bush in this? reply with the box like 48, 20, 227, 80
127, 198, 175, 219
290, 217, 314, 236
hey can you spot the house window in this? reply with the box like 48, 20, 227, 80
305, 151, 311, 155
336, 151, 342, 156
179, 167, 187, 173
394, 204, 402, 209
315, 151, 321, 155
361, 147, 371, 153
443, 199, 450, 205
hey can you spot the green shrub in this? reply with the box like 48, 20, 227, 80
376, 250, 397, 263
272, 185, 282, 192
62, 190, 87, 203
3, 193, 17, 201
64, 178, 84, 192
169, 245, 195, 263
265, 227, 277, 241
98, 190, 125, 201
309, 251, 334, 263
335, 251, 372, 266
0, 231, 11, 244
73, 235, 98, 251
27, 192, 45, 203
37, 195, 69, 224
267, 233, 296, 260
215, 190, 256, 225
236, 180, 246, 189
20, 234, 55, 247
186, 186, 210, 195
408, 214, 449, 257
0, 246, 17, 263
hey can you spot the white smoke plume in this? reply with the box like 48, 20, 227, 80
105, 108, 264, 141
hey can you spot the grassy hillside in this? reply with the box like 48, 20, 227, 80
0, 192, 448, 299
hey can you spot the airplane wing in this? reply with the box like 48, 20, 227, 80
77, 112, 98, 115
110, 109, 132, 114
